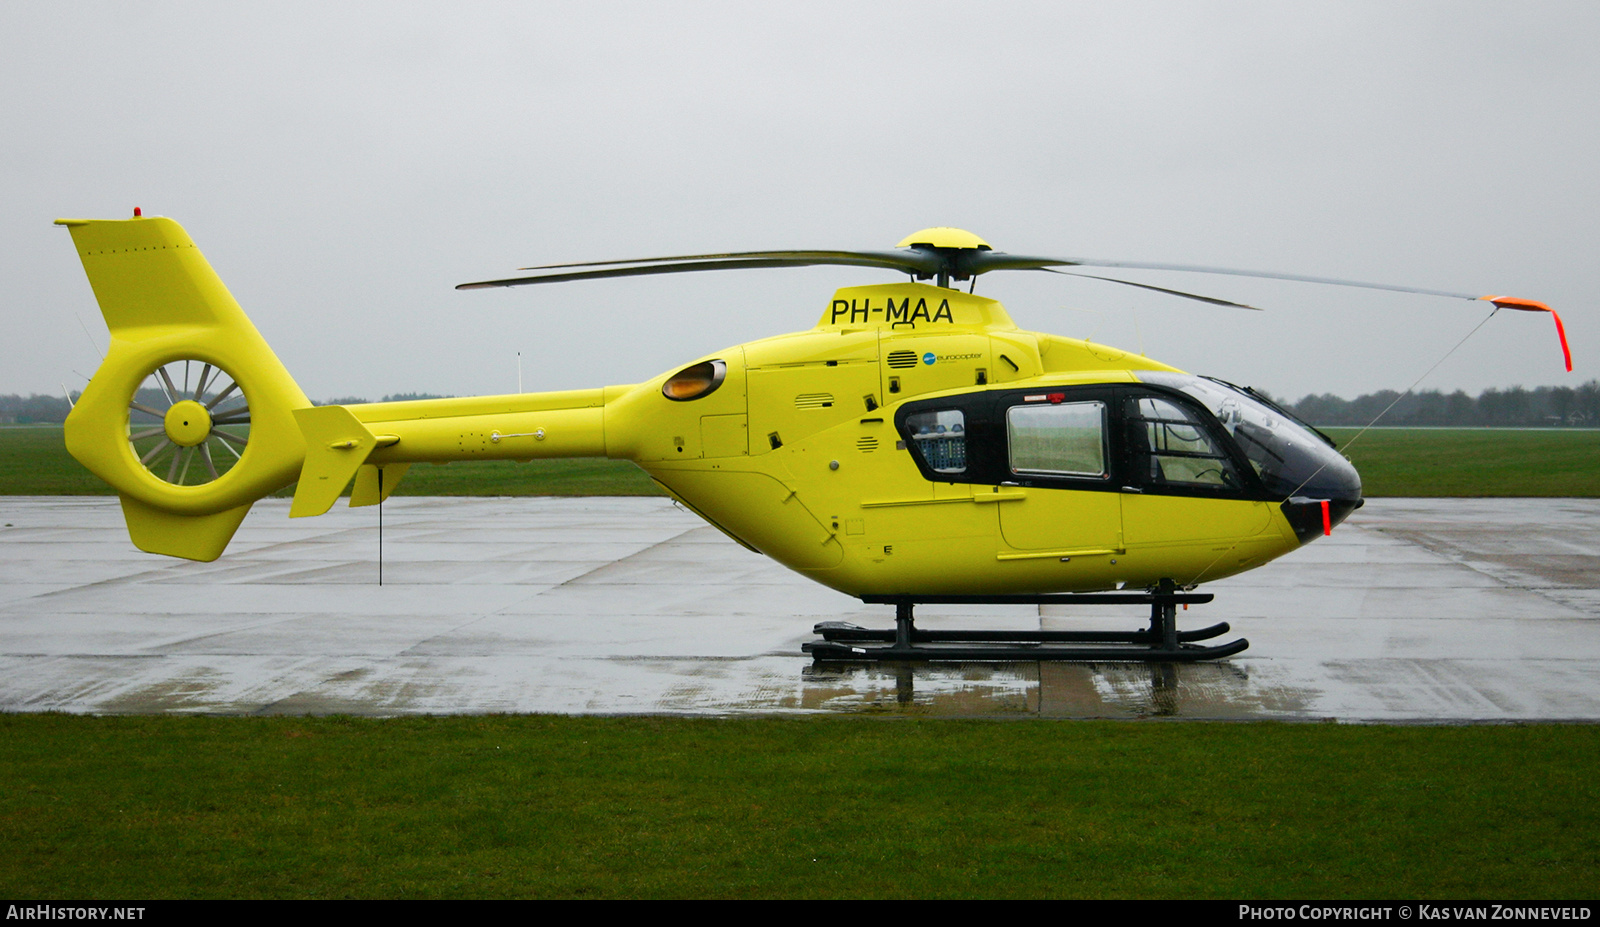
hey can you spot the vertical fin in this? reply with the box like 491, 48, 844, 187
351, 463, 409, 507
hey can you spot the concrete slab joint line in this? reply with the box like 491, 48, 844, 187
1, 497, 1599, 720
544, 522, 712, 590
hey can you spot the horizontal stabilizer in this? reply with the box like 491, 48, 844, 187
291, 406, 381, 518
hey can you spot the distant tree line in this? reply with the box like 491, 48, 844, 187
1282, 381, 1600, 428
315, 393, 452, 406
3, 385, 1596, 427
0, 393, 80, 424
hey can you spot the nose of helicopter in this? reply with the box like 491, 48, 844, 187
1276, 447, 1363, 544
1135, 372, 1363, 545
1233, 403, 1362, 544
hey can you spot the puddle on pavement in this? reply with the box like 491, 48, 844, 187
798, 659, 1317, 719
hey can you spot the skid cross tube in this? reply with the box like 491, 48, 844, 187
802, 586, 1248, 662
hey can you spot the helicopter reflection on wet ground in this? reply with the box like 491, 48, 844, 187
801, 661, 1295, 719
2, 496, 1598, 721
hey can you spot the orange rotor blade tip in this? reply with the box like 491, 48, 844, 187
1480, 295, 1572, 372
1481, 294, 1551, 313
1550, 309, 1573, 372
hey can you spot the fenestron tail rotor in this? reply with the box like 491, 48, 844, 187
127, 360, 252, 487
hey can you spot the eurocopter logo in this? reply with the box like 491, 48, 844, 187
922, 351, 981, 365
830, 296, 955, 327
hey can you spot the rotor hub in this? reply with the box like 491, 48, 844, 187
896, 227, 991, 251
163, 400, 212, 447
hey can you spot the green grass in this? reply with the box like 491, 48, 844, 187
5, 424, 1596, 498
1, 715, 1595, 899
1325, 427, 1600, 497
389, 456, 659, 497
0, 424, 111, 494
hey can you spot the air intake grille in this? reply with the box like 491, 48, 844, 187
857, 436, 879, 453
794, 393, 835, 409
886, 350, 918, 369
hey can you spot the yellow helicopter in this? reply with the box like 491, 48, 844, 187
54, 214, 1569, 661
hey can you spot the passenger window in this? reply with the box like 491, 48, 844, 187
1007, 402, 1107, 478
1129, 396, 1239, 489
905, 410, 967, 473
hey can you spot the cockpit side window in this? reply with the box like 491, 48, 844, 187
1126, 395, 1242, 491
904, 409, 967, 474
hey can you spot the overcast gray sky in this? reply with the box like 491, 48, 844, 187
4, 1, 1594, 403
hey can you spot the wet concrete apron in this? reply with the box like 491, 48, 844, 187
2, 496, 1597, 720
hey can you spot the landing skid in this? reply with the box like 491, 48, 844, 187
802, 584, 1248, 662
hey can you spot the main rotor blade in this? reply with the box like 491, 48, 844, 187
1041, 269, 1263, 310
981, 252, 1480, 301
516, 248, 932, 273
464, 239, 1543, 322
458, 252, 938, 290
